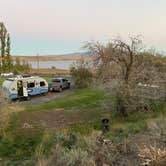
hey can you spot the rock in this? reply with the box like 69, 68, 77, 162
22, 122, 33, 129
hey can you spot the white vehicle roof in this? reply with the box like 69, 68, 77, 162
53, 77, 68, 80
7, 75, 40, 81
2, 76, 47, 89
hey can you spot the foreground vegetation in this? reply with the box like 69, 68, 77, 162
0, 34, 165, 165
0, 87, 165, 165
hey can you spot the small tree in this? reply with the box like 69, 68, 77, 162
22, 60, 30, 74
5, 33, 12, 72
70, 59, 93, 88
0, 23, 12, 73
13, 58, 30, 74
0, 22, 7, 72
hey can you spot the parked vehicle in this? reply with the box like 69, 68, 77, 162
48, 77, 70, 92
2, 75, 48, 100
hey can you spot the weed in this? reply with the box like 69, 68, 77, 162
137, 144, 166, 166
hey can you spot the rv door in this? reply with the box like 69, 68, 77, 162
23, 81, 28, 97
17, 80, 24, 97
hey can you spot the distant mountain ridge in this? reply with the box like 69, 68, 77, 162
12, 52, 90, 62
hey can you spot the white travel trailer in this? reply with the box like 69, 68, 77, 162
2, 75, 48, 100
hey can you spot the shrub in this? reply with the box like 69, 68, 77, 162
137, 117, 166, 166
137, 144, 166, 166
70, 60, 93, 88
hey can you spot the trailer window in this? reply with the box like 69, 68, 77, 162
40, 81, 45, 87
52, 79, 61, 83
28, 82, 35, 88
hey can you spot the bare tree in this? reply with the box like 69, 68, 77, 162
85, 36, 163, 116
5, 33, 12, 72
112, 36, 144, 84
85, 36, 145, 86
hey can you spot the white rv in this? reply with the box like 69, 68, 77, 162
2, 75, 48, 100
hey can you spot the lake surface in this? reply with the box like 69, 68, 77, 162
29, 61, 76, 70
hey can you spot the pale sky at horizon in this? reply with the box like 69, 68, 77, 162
0, 0, 166, 55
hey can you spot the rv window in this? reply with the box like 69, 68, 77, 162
40, 81, 45, 87
52, 79, 61, 83
7, 78, 14, 81
28, 82, 35, 88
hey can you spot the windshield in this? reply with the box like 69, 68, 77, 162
52, 79, 61, 83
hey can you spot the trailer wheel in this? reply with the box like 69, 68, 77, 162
42, 92, 47, 96
68, 83, 71, 89
26, 96, 31, 100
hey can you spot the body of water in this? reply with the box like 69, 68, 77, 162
29, 60, 76, 70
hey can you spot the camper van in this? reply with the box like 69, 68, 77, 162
2, 75, 48, 100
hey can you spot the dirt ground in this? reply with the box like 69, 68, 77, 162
1, 87, 82, 136
0, 90, 6, 105
16, 108, 83, 135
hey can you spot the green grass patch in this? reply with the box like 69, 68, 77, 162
68, 120, 102, 135
105, 100, 166, 142
26, 88, 108, 111
0, 134, 42, 158
105, 119, 147, 143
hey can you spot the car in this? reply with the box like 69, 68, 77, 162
48, 77, 70, 92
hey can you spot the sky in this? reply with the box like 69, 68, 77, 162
0, 0, 166, 55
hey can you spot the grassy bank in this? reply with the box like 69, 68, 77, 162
0, 87, 165, 165
26, 88, 107, 111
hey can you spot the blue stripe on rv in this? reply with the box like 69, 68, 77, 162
8, 88, 48, 99
28, 87, 48, 96
9, 94, 18, 100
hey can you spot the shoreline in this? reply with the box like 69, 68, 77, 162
30, 68, 69, 75
10, 53, 91, 62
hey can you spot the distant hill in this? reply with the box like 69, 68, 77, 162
12, 52, 91, 62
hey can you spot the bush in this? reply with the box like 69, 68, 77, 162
137, 144, 166, 166
136, 117, 166, 166
70, 60, 93, 88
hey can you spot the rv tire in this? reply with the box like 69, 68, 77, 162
26, 96, 31, 101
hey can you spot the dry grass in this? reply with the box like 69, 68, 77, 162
35, 131, 53, 166
137, 117, 166, 166
147, 117, 166, 141
38, 131, 135, 166
137, 144, 166, 166
0, 90, 6, 104
0, 105, 24, 137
